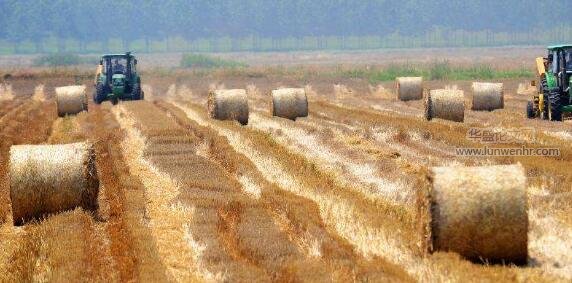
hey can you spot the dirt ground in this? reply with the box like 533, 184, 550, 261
0, 51, 570, 282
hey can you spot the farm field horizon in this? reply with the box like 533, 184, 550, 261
0, 46, 546, 69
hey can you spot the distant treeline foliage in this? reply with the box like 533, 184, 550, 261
32, 53, 98, 66
0, 0, 571, 53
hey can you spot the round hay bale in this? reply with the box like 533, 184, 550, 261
9, 142, 99, 226
56, 85, 88, 117
471, 82, 504, 111
396, 77, 423, 101
271, 88, 309, 120
207, 89, 249, 125
420, 164, 528, 263
425, 89, 465, 122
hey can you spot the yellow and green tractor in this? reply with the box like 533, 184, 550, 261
93, 52, 144, 104
527, 45, 572, 121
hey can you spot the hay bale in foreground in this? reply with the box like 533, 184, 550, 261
425, 89, 465, 122
56, 85, 88, 117
9, 142, 99, 225
420, 164, 528, 263
471, 82, 504, 111
396, 77, 423, 101
271, 88, 309, 120
208, 89, 249, 125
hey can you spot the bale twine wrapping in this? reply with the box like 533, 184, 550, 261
271, 88, 309, 120
420, 164, 528, 263
9, 142, 99, 225
207, 89, 249, 125
396, 77, 423, 101
471, 82, 504, 111
56, 85, 88, 117
425, 89, 465, 122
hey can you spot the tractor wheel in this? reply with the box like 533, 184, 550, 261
539, 77, 548, 94
132, 84, 142, 100
526, 101, 535, 119
547, 89, 563, 122
540, 93, 549, 120
94, 83, 105, 104
538, 78, 550, 120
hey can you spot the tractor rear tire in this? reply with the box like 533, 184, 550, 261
526, 101, 535, 119
132, 84, 142, 101
538, 78, 550, 120
94, 83, 105, 104
548, 89, 563, 122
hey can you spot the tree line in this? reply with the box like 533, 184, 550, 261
0, 0, 570, 53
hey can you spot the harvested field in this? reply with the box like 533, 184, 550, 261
0, 58, 571, 282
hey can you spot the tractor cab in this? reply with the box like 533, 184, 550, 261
99, 53, 137, 81
565, 50, 572, 71
547, 46, 572, 109
94, 52, 143, 104
546, 45, 572, 86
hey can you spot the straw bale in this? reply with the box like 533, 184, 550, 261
396, 77, 423, 101
9, 142, 99, 225
271, 88, 308, 120
420, 164, 528, 263
207, 89, 249, 125
425, 89, 465, 122
471, 82, 504, 111
56, 85, 88, 117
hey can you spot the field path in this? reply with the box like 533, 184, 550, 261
114, 100, 411, 282
248, 111, 415, 205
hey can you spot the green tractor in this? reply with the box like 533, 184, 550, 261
527, 45, 572, 121
93, 52, 144, 104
